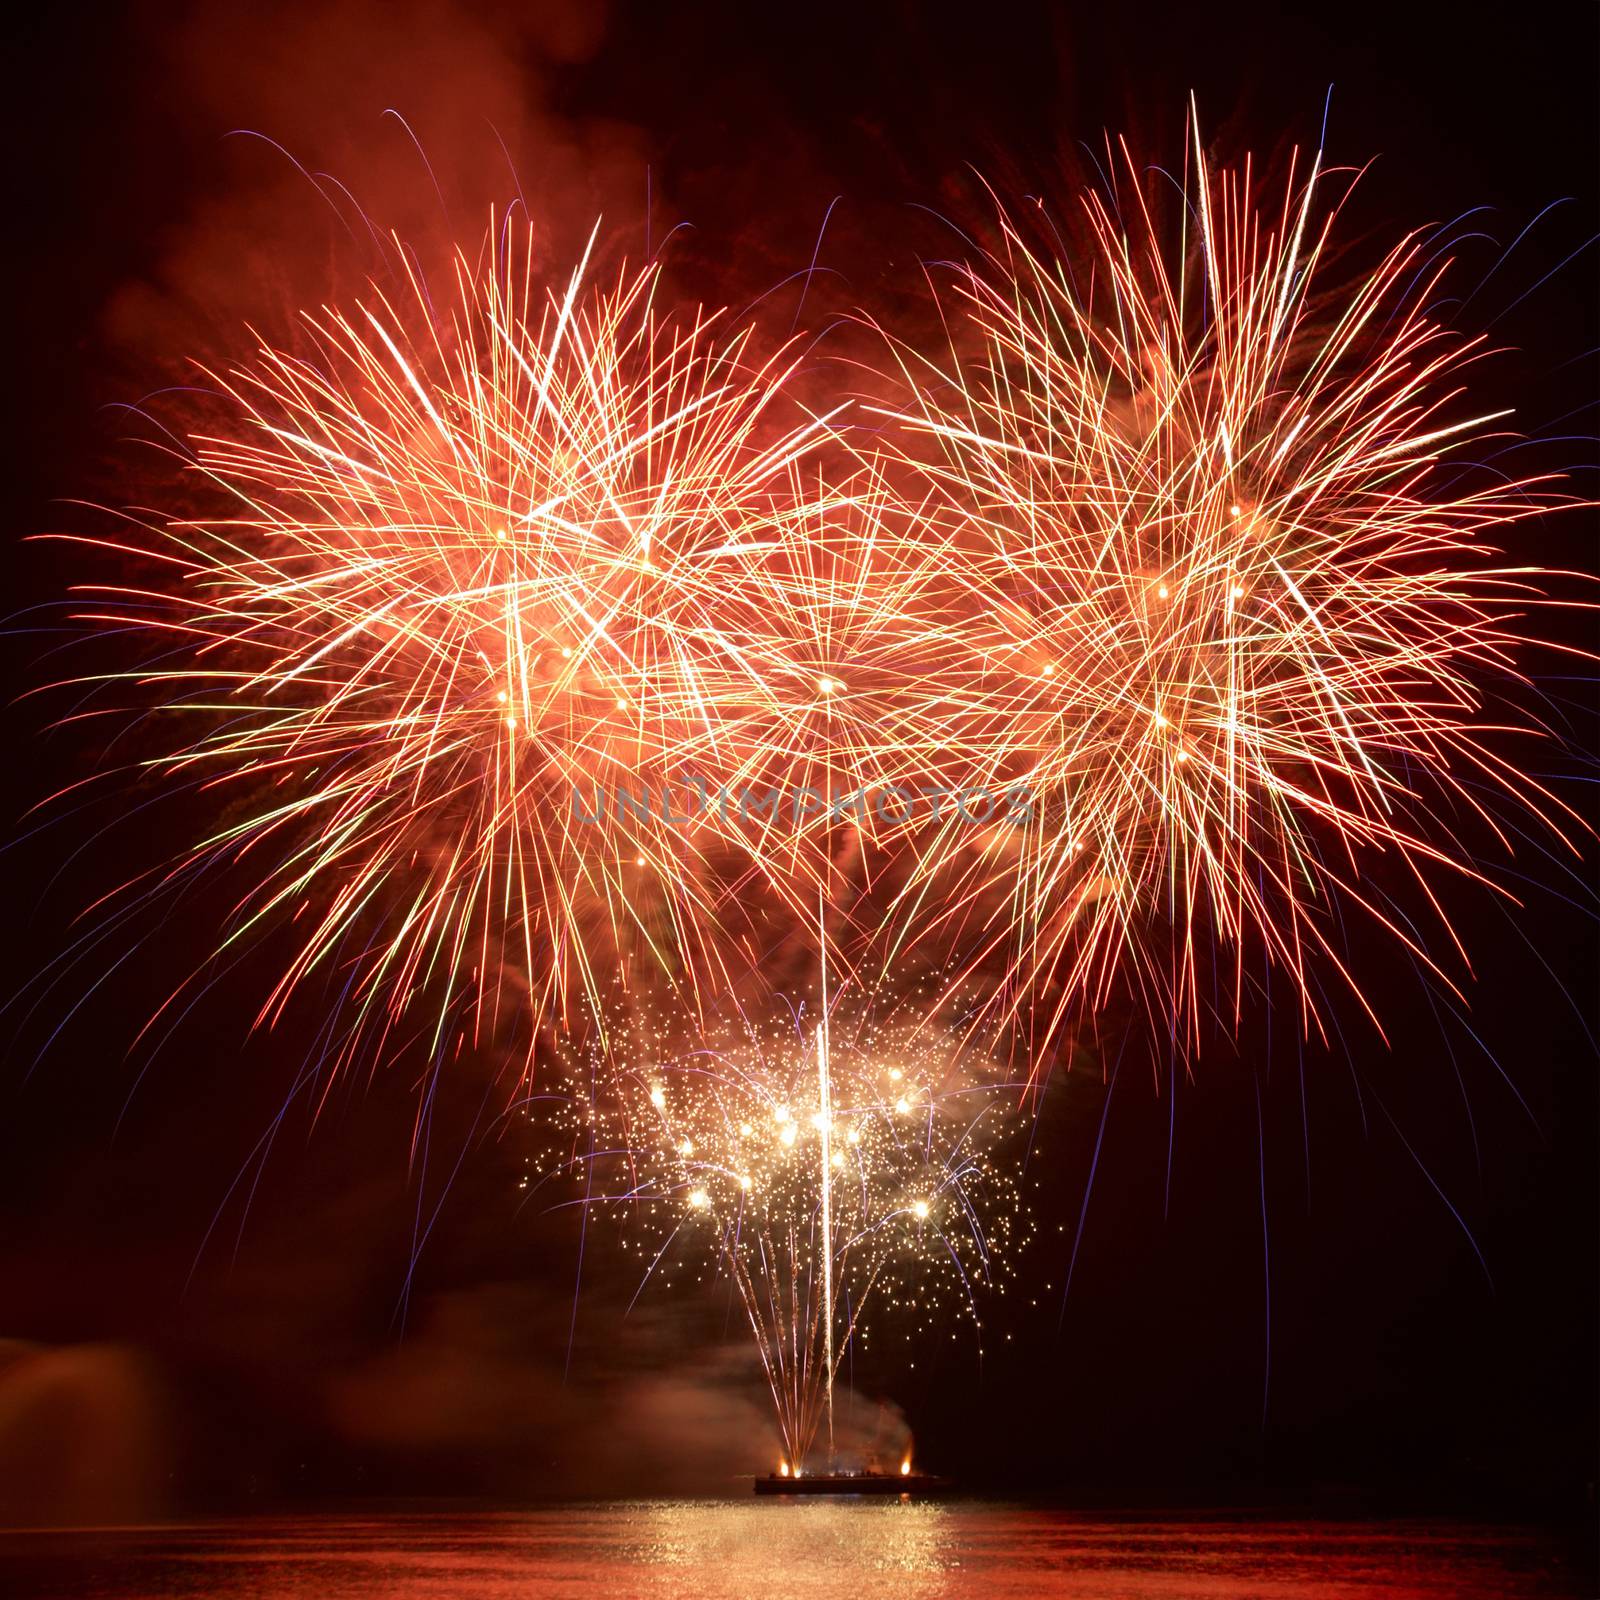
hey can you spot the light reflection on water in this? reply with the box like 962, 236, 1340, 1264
0, 1504, 1582, 1598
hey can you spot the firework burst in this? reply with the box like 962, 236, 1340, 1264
21, 125, 1585, 1264
869, 121, 1587, 1061
46, 219, 864, 1074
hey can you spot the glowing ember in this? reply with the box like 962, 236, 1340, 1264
868, 114, 1582, 1060
533, 1006, 1036, 1472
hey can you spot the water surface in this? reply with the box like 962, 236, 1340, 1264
0, 1504, 1583, 1598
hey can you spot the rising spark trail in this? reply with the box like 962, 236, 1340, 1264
530, 1003, 1036, 1471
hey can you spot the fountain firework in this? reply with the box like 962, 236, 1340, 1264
529, 997, 1036, 1473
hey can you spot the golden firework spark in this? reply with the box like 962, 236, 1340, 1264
52, 219, 863, 1073
867, 119, 1586, 1061
34, 124, 1586, 1103
532, 1001, 1036, 1471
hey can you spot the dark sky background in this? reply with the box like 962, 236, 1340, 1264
1, 0, 1595, 1526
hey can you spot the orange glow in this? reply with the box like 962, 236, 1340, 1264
868, 112, 1579, 1064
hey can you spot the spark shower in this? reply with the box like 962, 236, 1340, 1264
26, 110, 1585, 1469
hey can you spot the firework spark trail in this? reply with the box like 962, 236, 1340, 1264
41, 218, 883, 1081
865, 119, 1588, 1066
531, 1005, 1035, 1472
9, 120, 1589, 1489
17, 129, 1587, 1440
34, 132, 1581, 1095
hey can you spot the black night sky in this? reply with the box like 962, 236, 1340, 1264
1, 0, 1595, 1540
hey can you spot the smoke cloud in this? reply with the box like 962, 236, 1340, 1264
104, 0, 646, 378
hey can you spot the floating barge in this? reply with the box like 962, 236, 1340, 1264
754, 1469, 952, 1496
